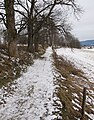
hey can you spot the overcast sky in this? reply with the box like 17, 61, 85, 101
70, 0, 94, 41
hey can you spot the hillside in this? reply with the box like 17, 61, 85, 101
80, 40, 94, 46
56, 48, 94, 120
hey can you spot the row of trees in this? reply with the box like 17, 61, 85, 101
0, 0, 81, 57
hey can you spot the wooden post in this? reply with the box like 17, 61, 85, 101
81, 87, 87, 120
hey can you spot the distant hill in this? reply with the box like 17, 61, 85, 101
80, 40, 94, 46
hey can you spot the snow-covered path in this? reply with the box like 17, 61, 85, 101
56, 48, 94, 83
0, 47, 56, 120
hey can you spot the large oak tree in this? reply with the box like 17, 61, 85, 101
4, 0, 18, 57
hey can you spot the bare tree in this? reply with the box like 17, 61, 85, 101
0, 0, 82, 54
4, 0, 18, 57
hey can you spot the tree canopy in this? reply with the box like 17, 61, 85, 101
0, 0, 82, 56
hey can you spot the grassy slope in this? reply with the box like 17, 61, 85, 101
53, 50, 94, 120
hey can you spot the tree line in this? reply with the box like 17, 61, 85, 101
0, 0, 81, 57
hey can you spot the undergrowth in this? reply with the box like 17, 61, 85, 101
0, 44, 45, 88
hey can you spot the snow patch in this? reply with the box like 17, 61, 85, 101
0, 47, 58, 120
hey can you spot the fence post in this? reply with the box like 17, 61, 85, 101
80, 87, 87, 120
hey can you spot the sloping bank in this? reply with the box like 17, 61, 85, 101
53, 48, 94, 120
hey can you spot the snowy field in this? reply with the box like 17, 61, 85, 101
0, 47, 58, 120
56, 47, 94, 119
56, 48, 94, 83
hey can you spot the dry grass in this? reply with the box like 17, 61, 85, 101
53, 51, 94, 120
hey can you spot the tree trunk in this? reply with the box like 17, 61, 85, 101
27, 0, 35, 53
41, 39, 44, 49
4, 0, 18, 57
8, 41, 18, 57
34, 34, 39, 52
34, 40, 38, 52
27, 18, 34, 53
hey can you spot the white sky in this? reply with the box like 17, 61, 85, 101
70, 0, 94, 41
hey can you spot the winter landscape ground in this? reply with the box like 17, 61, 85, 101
56, 47, 94, 120
0, 47, 94, 120
0, 47, 59, 120
56, 48, 94, 83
